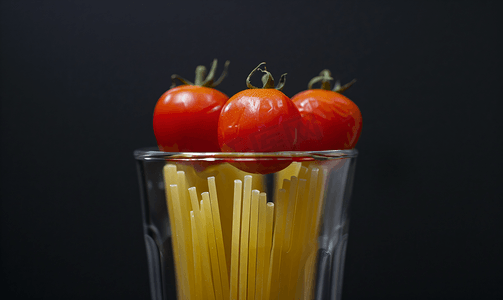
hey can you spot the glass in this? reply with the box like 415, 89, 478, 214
134, 148, 358, 300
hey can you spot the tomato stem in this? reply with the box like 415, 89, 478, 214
307, 69, 356, 93
261, 72, 275, 89
170, 59, 230, 89
275, 73, 287, 91
307, 69, 333, 90
170, 75, 193, 88
246, 62, 287, 91
212, 60, 231, 87
194, 64, 208, 86
333, 78, 357, 93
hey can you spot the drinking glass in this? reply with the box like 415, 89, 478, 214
134, 148, 357, 300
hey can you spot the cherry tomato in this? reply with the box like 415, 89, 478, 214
153, 59, 230, 152
292, 69, 362, 151
218, 62, 303, 174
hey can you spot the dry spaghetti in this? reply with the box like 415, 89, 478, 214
162, 162, 327, 300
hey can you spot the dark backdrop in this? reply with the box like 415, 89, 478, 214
1, 1, 502, 299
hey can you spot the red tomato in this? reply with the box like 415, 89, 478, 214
292, 70, 362, 151
153, 60, 229, 152
218, 63, 303, 174
218, 89, 302, 152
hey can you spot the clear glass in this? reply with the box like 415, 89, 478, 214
134, 148, 358, 300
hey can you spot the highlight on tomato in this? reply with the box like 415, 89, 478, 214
218, 62, 303, 173
153, 59, 230, 152
292, 69, 362, 151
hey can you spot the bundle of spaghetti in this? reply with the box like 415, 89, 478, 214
162, 161, 328, 300
174, 162, 264, 269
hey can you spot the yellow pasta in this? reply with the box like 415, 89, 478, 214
247, 190, 260, 300
303, 168, 320, 251
207, 177, 230, 299
283, 176, 298, 250
298, 166, 309, 180
190, 211, 202, 300
312, 167, 328, 239
188, 187, 200, 217
239, 175, 253, 300
176, 171, 194, 297
195, 199, 215, 300
255, 192, 268, 299
162, 162, 329, 300
291, 172, 317, 296
162, 165, 182, 299
213, 163, 263, 269
202, 192, 224, 300
169, 184, 191, 300
279, 178, 307, 298
263, 202, 275, 299
266, 188, 287, 300
275, 162, 302, 188
229, 179, 242, 300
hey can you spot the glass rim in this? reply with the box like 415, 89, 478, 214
134, 147, 358, 161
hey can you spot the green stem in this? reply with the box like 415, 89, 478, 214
171, 74, 193, 88
194, 65, 207, 86
246, 62, 287, 91
200, 59, 218, 86
275, 73, 287, 91
212, 60, 231, 87
170, 59, 230, 88
307, 69, 333, 90
307, 69, 356, 93
333, 78, 356, 93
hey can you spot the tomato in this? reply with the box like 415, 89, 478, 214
218, 62, 302, 153
292, 69, 362, 151
153, 59, 230, 152
218, 62, 303, 174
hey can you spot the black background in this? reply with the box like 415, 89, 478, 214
1, 1, 502, 299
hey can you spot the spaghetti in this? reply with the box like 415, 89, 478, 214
162, 162, 327, 300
